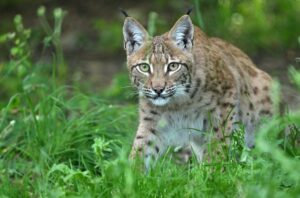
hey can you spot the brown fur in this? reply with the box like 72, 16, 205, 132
123, 15, 273, 168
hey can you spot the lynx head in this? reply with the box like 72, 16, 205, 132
123, 15, 195, 106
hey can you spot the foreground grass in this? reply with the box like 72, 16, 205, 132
0, 82, 299, 197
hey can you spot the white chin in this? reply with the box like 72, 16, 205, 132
151, 98, 170, 106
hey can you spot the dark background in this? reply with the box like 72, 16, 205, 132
0, 0, 299, 106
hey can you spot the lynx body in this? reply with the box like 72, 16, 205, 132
123, 14, 273, 168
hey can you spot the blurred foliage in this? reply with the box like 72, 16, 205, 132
0, 0, 33, 7
198, 0, 300, 53
93, 19, 123, 54
101, 72, 137, 103
0, 15, 34, 104
37, 6, 68, 79
1, 0, 298, 57
0, 6, 70, 106
92, 0, 300, 55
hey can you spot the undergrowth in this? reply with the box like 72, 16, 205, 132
0, 6, 300, 198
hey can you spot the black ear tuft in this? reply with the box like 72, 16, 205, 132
119, 7, 129, 17
186, 7, 193, 15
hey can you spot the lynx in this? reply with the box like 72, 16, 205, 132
122, 13, 273, 169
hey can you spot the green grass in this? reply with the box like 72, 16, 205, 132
0, 84, 299, 197
0, 6, 300, 198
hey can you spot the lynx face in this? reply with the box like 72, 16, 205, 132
123, 16, 195, 106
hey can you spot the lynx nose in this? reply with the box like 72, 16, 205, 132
151, 80, 166, 96
153, 87, 164, 95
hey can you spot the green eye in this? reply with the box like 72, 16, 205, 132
168, 63, 180, 71
138, 64, 150, 73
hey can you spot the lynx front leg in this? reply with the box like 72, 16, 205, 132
130, 108, 166, 170
205, 103, 239, 160
130, 125, 165, 170
190, 133, 206, 162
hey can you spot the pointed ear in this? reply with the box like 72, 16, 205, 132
168, 15, 194, 51
123, 17, 149, 55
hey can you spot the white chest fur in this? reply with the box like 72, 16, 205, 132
157, 109, 207, 148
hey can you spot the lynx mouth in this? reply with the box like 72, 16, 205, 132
144, 92, 175, 100
150, 97, 170, 106
142, 90, 175, 106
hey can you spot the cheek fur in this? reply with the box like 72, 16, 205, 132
171, 70, 191, 86
131, 69, 149, 87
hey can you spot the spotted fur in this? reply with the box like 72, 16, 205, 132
123, 15, 273, 169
